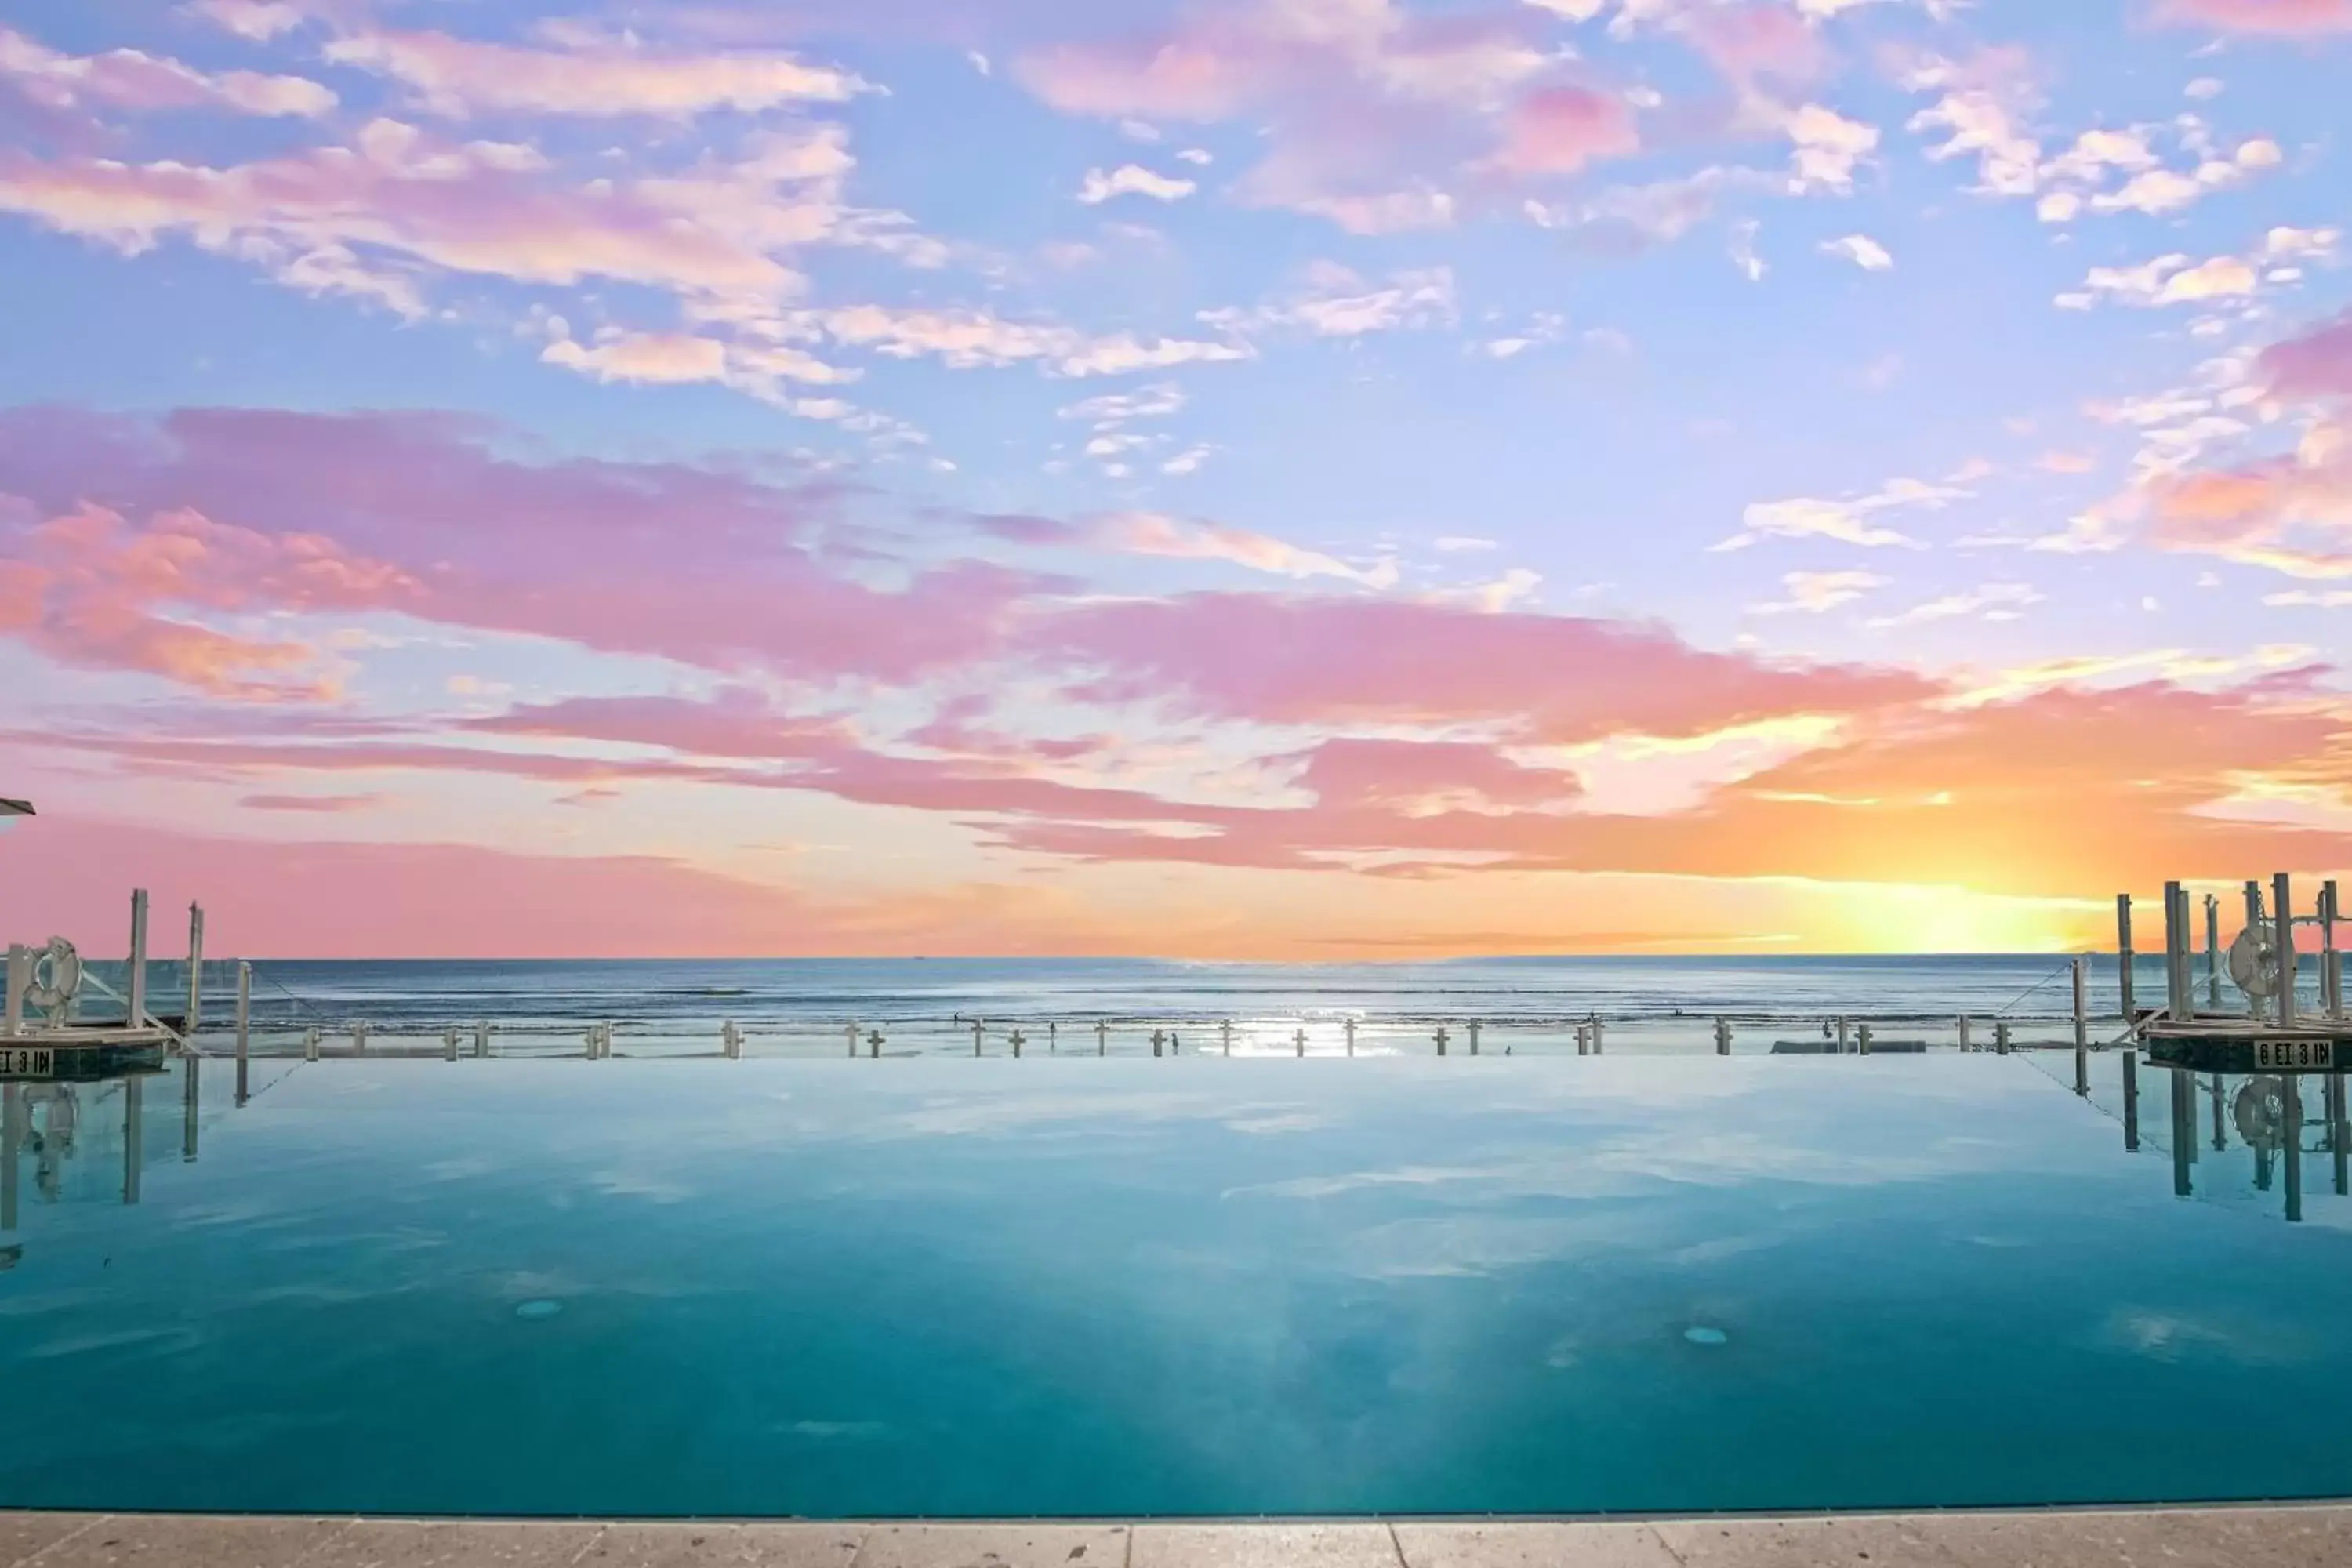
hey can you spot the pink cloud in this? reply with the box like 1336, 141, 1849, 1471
0, 407, 1054, 691
1012, 1, 1621, 229
2154, 0, 2352, 34
321, 28, 865, 118
1033, 592, 1936, 742
1682, 5, 1831, 93
0, 502, 393, 697
2143, 448, 2352, 579
2261, 313, 2352, 401
1493, 86, 1640, 176
465, 691, 849, 760
238, 792, 384, 811
0, 24, 336, 119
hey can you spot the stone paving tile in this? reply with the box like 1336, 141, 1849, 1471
1908, 1507, 2348, 1568
2184, 1505, 2352, 1568
1394, 1521, 1680, 1568
852, 1524, 1129, 1568
1649, 1515, 1963, 1568
0, 1513, 103, 1568
32, 1515, 354, 1568
579, 1524, 866, 1568
292, 1519, 607, 1568
1131, 1524, 1398, 1568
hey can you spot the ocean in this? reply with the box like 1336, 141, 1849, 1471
75, 950, 2330, 1058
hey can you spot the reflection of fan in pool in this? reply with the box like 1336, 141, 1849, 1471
2234, 1076, 2285, 1150
2227, 926, 2281, 1000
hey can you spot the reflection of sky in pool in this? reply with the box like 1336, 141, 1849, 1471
3, 1054, 2350, 1518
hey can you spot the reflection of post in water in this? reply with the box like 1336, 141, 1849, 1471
2, 1081, 19, 1233
2332, 1072, 2349, 1198
2169, 1067, 2193, 1198
183, 1054, 200, 1163
122, 1075, 142, 1206
2122, 1051, 2140, 1152
2283, 1072, 2303, 1223
2211, 1073, 2225, 1152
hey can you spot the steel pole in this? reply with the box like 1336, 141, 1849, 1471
2116, 894, 2136, 1023
2274, 873, 2298, 1027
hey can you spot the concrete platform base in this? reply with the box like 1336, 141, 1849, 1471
4, 1508, 2350, 1568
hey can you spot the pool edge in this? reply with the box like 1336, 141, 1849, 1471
5, 1503, 2350, 1566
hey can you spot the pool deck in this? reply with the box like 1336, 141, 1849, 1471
2, 1508, 2348, 1568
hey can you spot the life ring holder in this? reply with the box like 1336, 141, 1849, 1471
23, 937, 82, 1017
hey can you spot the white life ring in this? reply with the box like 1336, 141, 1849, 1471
24, 937, 82, 1014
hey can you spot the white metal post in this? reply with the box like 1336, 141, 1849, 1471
2116, 894, 2135, 1023
2205, 894, 2221, 1007
1958, 1015, 1972, 1052
2163, 881, 2188, 1022
2072, 956, 2089, 1096
2, 945, 25, 1038
185, 902, 204, 1035
2323, 880, 2342, 1020
127, 887, 149, 1027
2274, 873, 2297, 1028
2245, 881, 2267, 1022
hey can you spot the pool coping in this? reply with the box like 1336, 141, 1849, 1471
5, 1503, 2350, 1566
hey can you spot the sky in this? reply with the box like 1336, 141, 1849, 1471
0, 0, 2349, 960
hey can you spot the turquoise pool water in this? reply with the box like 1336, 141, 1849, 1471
2, 1054, 2349, 1517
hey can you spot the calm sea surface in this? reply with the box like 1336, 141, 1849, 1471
93, 952, 2336, 1057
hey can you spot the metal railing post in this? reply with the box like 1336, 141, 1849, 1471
2244, 881, 2267, 1021
2205, 894, 2221, 1007
2323, 880, 2343, 1020
2274, 873, 2298, 1027
2, 946, 25, 1038
185, 902, 204, 1036
127, 887, 149, 1028
2116, 894, 2135, 1024
2072, 956, 2089, 1095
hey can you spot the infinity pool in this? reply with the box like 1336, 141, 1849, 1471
2, 1054, 2348, 1517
